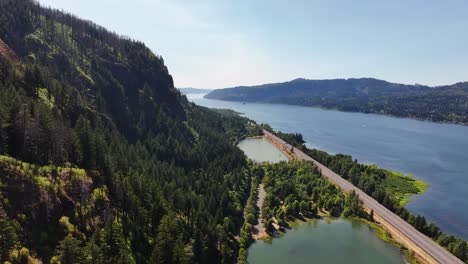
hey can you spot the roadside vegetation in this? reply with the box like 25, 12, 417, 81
269, 129, 467, 262
381, 168, 429, 206
237, 164, 264, 264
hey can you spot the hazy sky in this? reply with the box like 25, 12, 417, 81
38, 0, 468, 88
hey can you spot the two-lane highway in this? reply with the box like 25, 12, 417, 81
263, 130, 463, 264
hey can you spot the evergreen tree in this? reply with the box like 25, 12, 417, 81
0, 219, 18, 262
54, 237, 86, 264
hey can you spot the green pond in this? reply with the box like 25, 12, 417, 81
238, 137, 288, 163
247, 218, 407, 264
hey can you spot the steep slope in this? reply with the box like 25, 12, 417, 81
0, 1, 255, 263
205, 78, 468, 124
0, 38, 19, 63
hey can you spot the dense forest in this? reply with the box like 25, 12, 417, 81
261, 161, 367, 226
236, 164, 263, 264
269, 130, 467, 262
205, 78, 468, 124
0, 0, 261, 263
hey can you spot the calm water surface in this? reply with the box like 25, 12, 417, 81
237, 137, 288, 163
188, 94, 468, 239
247, 218, 406, 264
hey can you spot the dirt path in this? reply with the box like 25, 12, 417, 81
263, 129, 463, 264
252, 183, 267, 240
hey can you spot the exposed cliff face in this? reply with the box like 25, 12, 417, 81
0, 38, 19, 63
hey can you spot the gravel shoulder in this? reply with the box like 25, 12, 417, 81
252, 183, 267, 240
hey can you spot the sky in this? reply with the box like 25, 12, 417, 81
38, 0, 468, 88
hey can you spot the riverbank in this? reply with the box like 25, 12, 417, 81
383, 169, 429, 207
363, 164, 430, 207
203, 92, 468, 127
357, 217, 419, 264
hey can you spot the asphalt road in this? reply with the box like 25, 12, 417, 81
263, 130, 463, 264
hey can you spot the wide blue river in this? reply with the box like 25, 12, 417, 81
187, 93, 468, 239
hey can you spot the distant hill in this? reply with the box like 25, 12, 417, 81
205, 78, 468, 124
178, 87, 212, 94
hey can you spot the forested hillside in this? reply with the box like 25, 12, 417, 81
205, 78, 468, 124
0, 0, 258, 263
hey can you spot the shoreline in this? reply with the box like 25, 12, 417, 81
386, 170, 430, 207
377, 166, 430, 207
202, 97, 468, 128
356, 216, 419, 264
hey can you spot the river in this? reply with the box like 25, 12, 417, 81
187, 93, 468, 239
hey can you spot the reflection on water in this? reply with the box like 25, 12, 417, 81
248, 218, 406, 264
238, 137, 288, 163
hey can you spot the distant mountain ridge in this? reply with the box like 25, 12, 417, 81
205, 78, 468, 124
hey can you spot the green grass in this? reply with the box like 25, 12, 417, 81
378, 167, 429, 206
